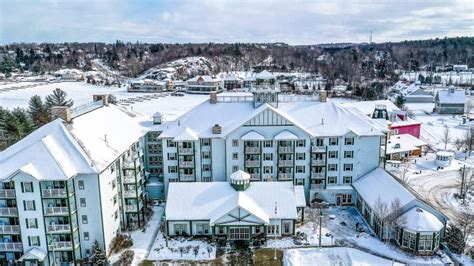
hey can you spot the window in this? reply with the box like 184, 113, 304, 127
83, 232, 90, 241
267, 225, 280, 235
327, 176, 337, 184
167, 140, 176, 147
202, 151, 211, 159
82, 215, 88, 224
232, 140, 239, 147
232, 165, 239, 172
264, 140, 273, 148
264, 153, 273, 161
329, 137, 338, 145
218, 227, 225, 235
296, 153, 305, 160
85, 249, 91, 256
296, 166, 305, 173
315, 138, 324, 146
21, 182, 34, 193
345, 137, 354, 145
295, 179, 304, 186
196, 223, 210, 235
343, 176, 352, 184
203, 164, 211, 172
344, 164, 353, 171
255, 226, 261, 234
167, 153, 177, 160
232, 153, 239, 160
111, 179, 116, 189
402, 231, 417, 250
24, 200, 35, 211
328, 151, 338, 158
174, 224, 187, 235
419, 234, 433, 251
110, 164, 115, 174
202, 139, 210, 146
229, 227, 250, 240
29, 236, 40, 246
26, 218, 38, 229
264, 166, 273, 174
296, 140, 305, 147
80, 198, 86, 207
78, 180, 84, 190
344, 151, 354, 158
168, 166, 177, 174
328, 164, 338, 171
283, 221, 291, 234
114, 210, 118, 220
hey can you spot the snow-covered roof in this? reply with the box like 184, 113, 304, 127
436, 151, 454, 157
241, 130, 265, 141
18, 247, 47, 261
386, 134, 427, 154
353, 168, 416, 214
436, 89, 466, 104
166, 181, 304, 221
187, 75, 220, 82
294, 186, 306, 207
174, 127, 199, 141
244, 76, 256, 81
397, 207, 444, 232
339, 100, 400, 117
224, 73, 241, 81
230, 170, 250, 181
274, 130, 299, 140
255, 70, 275, 80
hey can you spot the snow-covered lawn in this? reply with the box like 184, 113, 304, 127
284, 247, 404, 266
147, 234, 216, 261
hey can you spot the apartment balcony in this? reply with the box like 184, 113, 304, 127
311, 184, 325, 189
250, 173, 260, 180
178, 148, 193, 155
0, 207, 18, 217
278, 173, 292, 180
311, 172, 325, 179
0, 189, 15, 198
245, 147, 260, 154
44, 207, 69, 216
311, 159, 325, 166
245, 160, 260, 167
123, 188, 141, 198
311, 145, 326, 153
124, 201, 143, 213
123, 175, 141, 184
52, 241, 73, 251
47, 224, 71, 233
0, 242, 22, 252
42, 188, 67, 198
278, 160, 293, 167
179, 161, 194, 168
123, 159, 137, 169
180, 174, 195, 181
0, 225, 20, 234
278, 146, 293, 153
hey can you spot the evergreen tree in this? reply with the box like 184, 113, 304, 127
0, 108, 34, 147
45, 88, 74, 107
88, 240, 108, 265
445, 224, 465, 254
28, 95, 50, 127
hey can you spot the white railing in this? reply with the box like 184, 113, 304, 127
250, 173, 260, 180
45, 207, 69, 215
0, 207, 18, 216
123, 190, 137, 198
311, 145, 326, 153
52, 241, 73, 250
0, 189, 15, 198
42, 188, 67, 198
278, 146, 293, 153
279, 160, 293, 167
179, 161, 194, 168
47, 224, 70, 233
245, 160, 260, 167
123, 175, 140, 184
311, 184, 325, 189
311, 159, 325, 165
245, 147, 260, 153
178, 148, 193, 155
311, 173, 325, 179
278, 173, 292, 180
180, 174, 194, 181
125, 204, 138, 212
0, 242, 22, 252
0, 225, 20, 234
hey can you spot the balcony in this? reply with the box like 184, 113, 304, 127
123, 189, 140, 198
47, 224, 71, 233
311, 159, 325, 166
0, 225, 20, 234
0, 242, 22, 252
52, 241, 73, 251
0, 189, 15, 198
311, 172, 325, 179
278, 146, 293, 153
311, 145, 326, 153
179, 161, 194, 168
278, 160, 293, 167
311, 184, 325, 189
180, 174, 195, 181
42, 188, 67, 198
123, 175, 138, 184
250, 173, 260, 180
245, 160, 260, 167
245, 147, 260, 154
178, 148, 193, 155
44, 207, 69, 216
0, 207, 18, 217
278, 173, 292, 180
125, 204, 138, 212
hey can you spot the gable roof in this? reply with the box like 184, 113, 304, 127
436, 89, 466, 104
208, 192, 270, 225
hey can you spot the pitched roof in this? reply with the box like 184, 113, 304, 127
386, 134, 427, 154
241, 130, 265, 141
274, 130, 299, 140
397, 207, 444, 232
436, 89, 466, 104
255, 70, 275, 79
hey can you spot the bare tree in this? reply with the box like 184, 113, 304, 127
466, 100, 474, 119
454, 138, 465, 151
396, 161, 411, 185
442, 126, 451, 150
454, 206, 474, 250
373, 197, 405, 244
459, 167, 474, 204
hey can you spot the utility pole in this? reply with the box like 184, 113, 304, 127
469, 127, 473, 156
273, 201, 278, 260
461, 165, 466, 203
319, 208, 323, 248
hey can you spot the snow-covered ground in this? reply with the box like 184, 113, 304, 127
147, 234, 216, 261
284, 247, 404, 266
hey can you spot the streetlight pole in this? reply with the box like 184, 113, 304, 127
273, 201, 278, 261
318, 208, 323, 248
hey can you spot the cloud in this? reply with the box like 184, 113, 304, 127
0, 0, 472, 44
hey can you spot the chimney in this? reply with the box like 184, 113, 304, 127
319, 90, 327, 102
51, 106, 72, 123
210, 93, 217, 104
93, 94, 110, 106
212, 124, 222, 134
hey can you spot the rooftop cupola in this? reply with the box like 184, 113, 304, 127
152, 112, 162, 125
252, 70, 280, 108
230, 170, 251, 191
372, 104, 389, 120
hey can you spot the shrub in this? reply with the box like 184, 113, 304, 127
118, 250, 134, 265
110, 234, 133, 254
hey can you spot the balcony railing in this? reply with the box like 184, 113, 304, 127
123, 175, 137, 184
0, 207, 18, 216
42, 188, 67, 198
47, 224, 71, 233
278, 173, 292, 180
250, 173, 260, 180
0, 242, 22, 252
178, 148, 193, 155
0, 189, 15, 198
123, 189, 140, 198
278, 160, 293, 167
125, 201, 143, 212
278, 146, 293, 153
52, 241, 73, 250
0, 225, 20, 234
311, 184, 325, 189
311, 172, 325, 179
180, 174, 195, 181
45, 207, 69, 216
311, 145, 326, 153
179, 161, 194, 168
311, 159, 325, 166
245, 160, 260, 167
245, 147, 260, 154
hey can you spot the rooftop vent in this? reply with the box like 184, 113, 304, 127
212, 124, 222, 134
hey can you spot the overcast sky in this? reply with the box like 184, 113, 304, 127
1, 0, 473, 44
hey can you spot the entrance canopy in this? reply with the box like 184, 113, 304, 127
18, 247, 47, 262
210, 192, 269, 226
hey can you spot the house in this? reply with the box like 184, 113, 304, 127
353, 168, 448, 255
165, 170, 306, 240
243, 76, 256, 88
54, 69, 84, 81
453, 65, 468, 72
223, 73, 242, 91
0, 96, 149, 264
404, 85, 433, 103
128, 79, 168, 92
255, 70, 277, 89
435, 151, 454, 167
186, 75, 223, 94
435, 86, 466, 114
386, 134, 427, 160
